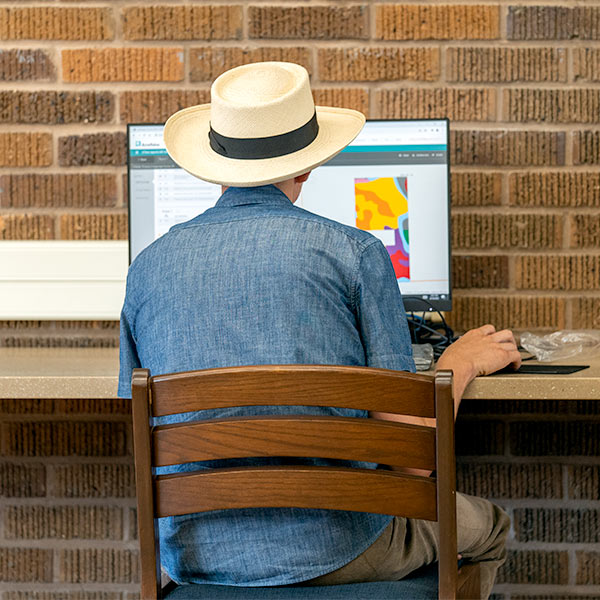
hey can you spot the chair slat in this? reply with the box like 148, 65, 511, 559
151, 365, 435, 418
152, 416, 436, 471
154, 467, 437, 521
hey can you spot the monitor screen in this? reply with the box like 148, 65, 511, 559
127, 119, 451, 311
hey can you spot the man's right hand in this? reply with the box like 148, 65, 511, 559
436, 324, 522, 410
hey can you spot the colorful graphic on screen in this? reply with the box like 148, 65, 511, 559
355, 176, 410, 280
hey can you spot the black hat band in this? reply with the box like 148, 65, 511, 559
208, 111, 319, 160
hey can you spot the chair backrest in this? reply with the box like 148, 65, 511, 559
131, 365, 457, 599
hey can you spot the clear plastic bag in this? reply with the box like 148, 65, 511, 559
520, 330, 600, 362
412, 343, 434, 371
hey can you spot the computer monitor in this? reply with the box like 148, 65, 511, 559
127, 119, 451, 311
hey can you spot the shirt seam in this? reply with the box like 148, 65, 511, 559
350, 239, 384, 314
172, 212, 376, 251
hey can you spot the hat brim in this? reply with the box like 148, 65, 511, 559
163, 104, 366, 187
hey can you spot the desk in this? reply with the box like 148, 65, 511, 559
0, 348, 598, 596
0, 347, 599, 400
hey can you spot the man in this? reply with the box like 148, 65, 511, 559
119, 61, 520, 597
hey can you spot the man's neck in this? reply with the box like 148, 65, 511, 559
221, 180, 299, 204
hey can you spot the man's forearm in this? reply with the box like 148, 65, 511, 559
434, 357, 474, 417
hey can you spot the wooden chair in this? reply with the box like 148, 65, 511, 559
131, 365, 481, 599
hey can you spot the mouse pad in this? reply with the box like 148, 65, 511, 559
492, 364, 589, 375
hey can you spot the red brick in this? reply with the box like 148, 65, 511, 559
457, 463, 562, 499
0, 320, 116, 331
0, 7, 113, 40
505, 89, 600, 124
448, 47, 567, 83
568, 465, 600, 500
496, 550, 568, 585
515, 508, 600, 543
0, 399, 54, 414
0, 548, 52, 583
5, 593, 120, 600
249, 5, 367, 40
0, 321, 120, 351
452, 255, 508, 289
63, 48, 183, 83
58, 133, 126, 167
53, 464, 135, 498
510, 421, 600, 456
57, 321, 118, 331
190, 46, 312, 82
129, 508, 138, 541
576, 551, 600, 584
452, 296, 566, 331
569, 401, 600, 416
0, 214, 54, 240
452, 130, 565, 166
574, 48, 600, 82
452, 213, 562, 250
0, 49, 54, 81
516, 255, 600, 291
508, 6, 600, 40
56, 398, 129, 414
0, 334, 118, 349
0, 174, 117, 209
376, 5, 499, 40
451, 172, 502, 207
509, 172, 600, 207
455, 420, 504, 455
313, 88, 369, 115
574, 130, 600, 165
0, 463, 46, 497
123, 5, 242, 41
1, 421, 127, 457
461, 399, 569, 416
376, 88, 495, 121
120, 90, 210, 124
59, 549, 138, 583
0, 91, 113, 124
60, 214, 127, 241
572, 298, 600, 330
319, 48, 439, 82
0, 133, 52, 167
571, 215, 600, 248
5, 505, 123, 540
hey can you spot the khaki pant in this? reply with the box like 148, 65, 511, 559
305, 492, 510, 599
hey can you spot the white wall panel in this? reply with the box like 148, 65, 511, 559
0, 241, 128, 319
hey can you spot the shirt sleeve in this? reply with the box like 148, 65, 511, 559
117, 303, 140, 399
352, 240, 416, 373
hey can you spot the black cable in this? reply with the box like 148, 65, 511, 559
405, 299, 456, 358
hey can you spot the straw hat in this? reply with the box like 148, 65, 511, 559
163, 62, 365, 187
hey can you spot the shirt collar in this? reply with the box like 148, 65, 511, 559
215, 185, 294, 208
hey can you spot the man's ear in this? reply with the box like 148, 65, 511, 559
295, 171, 311, 184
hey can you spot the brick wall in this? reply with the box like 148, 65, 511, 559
457, 400, 600, 599
0, 400, 598, 599
0, 399, 139, 597
1, 1, 600, 598
1, 1, 599, 343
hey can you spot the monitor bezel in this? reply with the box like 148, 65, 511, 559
126, 118, 452, 312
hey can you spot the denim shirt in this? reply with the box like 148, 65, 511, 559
119, 184, 415, 586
